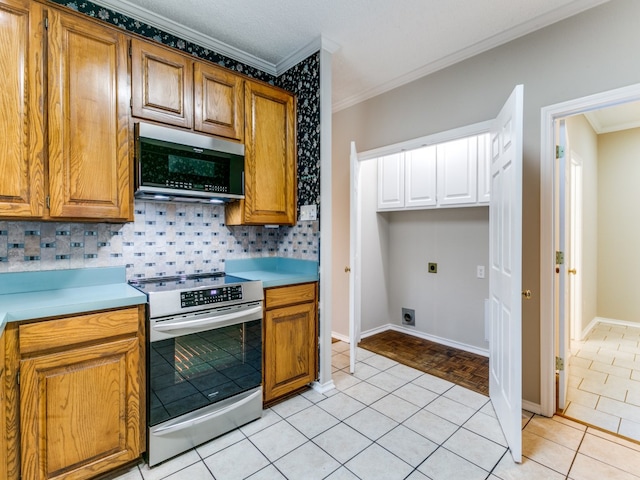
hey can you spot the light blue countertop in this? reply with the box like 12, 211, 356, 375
0, 267, 147, 335
225, 257, 319, 288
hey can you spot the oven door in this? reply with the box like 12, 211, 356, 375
148, 301, 262, 428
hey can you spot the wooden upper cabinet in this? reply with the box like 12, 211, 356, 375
0, 0, 45, 218
226, 80, 297, 225
131, 38, 193, 128
194, 62, 244, 141
47, 8, 131, 221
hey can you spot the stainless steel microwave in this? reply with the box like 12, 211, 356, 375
134, 122, 245, 204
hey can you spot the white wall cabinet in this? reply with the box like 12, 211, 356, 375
405, 146, 437, 208
377, 153, 404, 210
477, 133, 491, 204
377, 146, 436, 210
437, 137, 478, 206
377, 134, 489, 211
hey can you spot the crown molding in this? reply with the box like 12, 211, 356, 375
276, 36, 339, 75
332, 0, 610, 112
89, 0, 278, 75
584, 111, 640, 134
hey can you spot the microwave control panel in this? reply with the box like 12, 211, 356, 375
181, 285, 243, 308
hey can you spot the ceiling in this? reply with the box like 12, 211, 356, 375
92, 0, 614, 112
584, 101, 640, 134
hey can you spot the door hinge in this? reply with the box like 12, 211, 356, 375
555, 356, 564, 371
44, 16, 49, 29
17, 370, 20, 385
129, 41, 132, 57
555, 251, 564, 265
46, 195, 50, 209
556, 145, 565, 159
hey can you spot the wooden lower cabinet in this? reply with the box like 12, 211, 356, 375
1, 306, 145, 480
263, 282, 318, 405
0, 334, 6, 480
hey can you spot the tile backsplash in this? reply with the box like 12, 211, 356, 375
0, 200, 319, 279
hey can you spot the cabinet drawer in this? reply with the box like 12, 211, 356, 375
265, 283, 316, 309
19, 307, 139, 355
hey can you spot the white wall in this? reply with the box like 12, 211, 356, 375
565, 116, 598, 334
359, 159, 392, 332
331, 0, 640, 404
597, 127, 640, 323
387, 208, 489, 351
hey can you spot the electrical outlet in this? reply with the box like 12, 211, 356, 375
299, 204, 317, 221
477, 265, 485, 279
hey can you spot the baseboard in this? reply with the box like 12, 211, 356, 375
360, 323, 489, 358
594, 316, 640, 329
580, 317, 600, 340
311, 379, 336, 394
522, 400, 542, 416
330, 331, 350, 343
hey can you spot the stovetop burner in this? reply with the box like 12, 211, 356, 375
128, 272, 250, 294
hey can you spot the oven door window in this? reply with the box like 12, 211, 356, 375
149, 319, 261, 426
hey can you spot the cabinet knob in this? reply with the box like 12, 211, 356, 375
345, 267, 351, 273
568, 268, 577, 275
522, 290, 532, 300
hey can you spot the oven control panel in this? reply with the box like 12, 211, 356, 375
180, 285, 243, 308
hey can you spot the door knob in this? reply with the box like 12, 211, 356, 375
568, 268, 577, 275
345, 266, 351, 273
522, 290, 532, 300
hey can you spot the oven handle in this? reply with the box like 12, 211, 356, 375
153, 304, 263, 336
152, 387, 261, 436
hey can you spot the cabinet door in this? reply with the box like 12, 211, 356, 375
377, 152, 404, 210
131, 38, 193, 128
264, 301, 317, 403
405, 146, 437, 208
194, 62, 244, 141
47, 9, 131, 220
226, 81, 296, 225
437, 136, 478, 206
477, 133, 491, 204
0, 0, 45, 218
0, 329, 6, 480
20, 337, 141, 480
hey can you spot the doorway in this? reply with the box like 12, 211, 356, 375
540, 83, 640, 441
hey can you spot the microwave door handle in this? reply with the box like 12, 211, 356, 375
154, 304, 263, 335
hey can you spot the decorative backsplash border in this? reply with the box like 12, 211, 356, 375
0, 2, 324, 277
0, 201, 319, 277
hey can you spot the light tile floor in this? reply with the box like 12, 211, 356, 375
106, 340, 640, 480
565, 321, 640, 442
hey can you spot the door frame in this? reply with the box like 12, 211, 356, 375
539, 82, 640, 416
348, 120, 491, 371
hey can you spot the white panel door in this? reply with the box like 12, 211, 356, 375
377, 152, 404, 210
489, 85, 523, 463
405, 145, 437, 208
437, 136, 478, 206
349, 142, 361, 374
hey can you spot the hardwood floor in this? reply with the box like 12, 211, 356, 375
358, 330, 489, 395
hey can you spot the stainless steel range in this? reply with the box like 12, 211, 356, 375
129, 273, 264, 467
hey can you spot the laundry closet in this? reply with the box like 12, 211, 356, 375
358, 132, 491, 356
